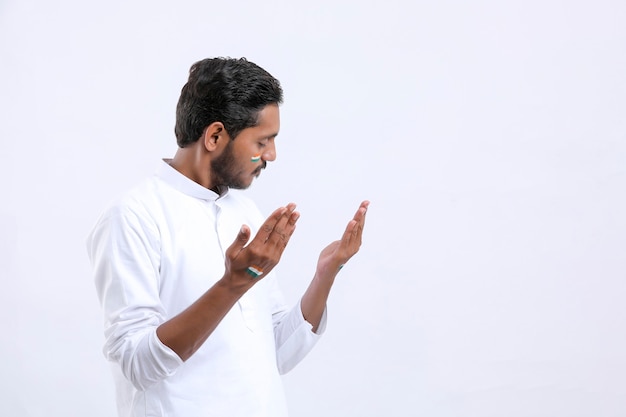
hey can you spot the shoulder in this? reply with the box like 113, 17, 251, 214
104, 177, 161, 219
89, 177, 165, 240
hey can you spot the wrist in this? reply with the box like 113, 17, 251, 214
317, 258, 346, 278
314, 267, 338, 284
216, 272, 255, 296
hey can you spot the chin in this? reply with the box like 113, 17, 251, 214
229, 180, 253, 190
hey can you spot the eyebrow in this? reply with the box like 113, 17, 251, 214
259, 133, 278, 141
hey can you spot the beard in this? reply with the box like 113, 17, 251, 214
211, 141, 265, 190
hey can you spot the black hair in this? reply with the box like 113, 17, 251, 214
174, 57, 283, 147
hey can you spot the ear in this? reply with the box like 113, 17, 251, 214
202, 122, 228, 152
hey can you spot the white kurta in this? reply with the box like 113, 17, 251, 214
87, 160, 325, 417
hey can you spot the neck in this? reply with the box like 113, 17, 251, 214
169, 145, 214, 190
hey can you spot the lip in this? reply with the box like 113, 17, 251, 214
252, 162, 266, 177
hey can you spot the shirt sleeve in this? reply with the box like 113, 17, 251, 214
87, 204, 183, 391
272, 292, 328, 374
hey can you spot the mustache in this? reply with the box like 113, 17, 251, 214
254, 161, 267, 174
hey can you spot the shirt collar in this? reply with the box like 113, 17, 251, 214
156, 159, 230, 201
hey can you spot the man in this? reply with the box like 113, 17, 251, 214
87, 57, 369, 417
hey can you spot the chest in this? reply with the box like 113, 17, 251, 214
155, 198, 260, 314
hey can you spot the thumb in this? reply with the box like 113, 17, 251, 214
226, 225, 251, 258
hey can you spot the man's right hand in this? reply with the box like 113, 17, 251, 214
222, 203, 299, 290
157, 204, 299, 361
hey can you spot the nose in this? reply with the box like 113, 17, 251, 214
262, 141, 276, 162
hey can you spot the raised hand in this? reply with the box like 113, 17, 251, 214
316, 200, 369, 278
300, 200, 370, 331
223, 203, 300, 289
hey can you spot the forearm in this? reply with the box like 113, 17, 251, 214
156, 277, 253, 361
300, 270, 337, 333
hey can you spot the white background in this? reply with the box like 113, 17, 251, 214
1, 0, 625, 416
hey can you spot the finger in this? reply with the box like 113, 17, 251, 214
353, 200, 369, 225
354, 202, 368, 238
225, 225, 251, 260
287, 210, 300, 226
254, 206, 287, 244
344, 201, 368, 244
266, 204, 298, 249
340, 219, 359, 248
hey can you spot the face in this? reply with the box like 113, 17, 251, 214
211, 104, 280, 190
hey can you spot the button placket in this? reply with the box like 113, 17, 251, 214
215, 200, 262, 332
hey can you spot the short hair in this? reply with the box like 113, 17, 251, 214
174, 57, 283, 147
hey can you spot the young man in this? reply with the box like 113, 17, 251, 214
87, 57, 368, 417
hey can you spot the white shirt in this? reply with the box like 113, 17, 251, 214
87, 160, 325, 417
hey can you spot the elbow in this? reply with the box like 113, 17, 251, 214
105, 327, 182, 391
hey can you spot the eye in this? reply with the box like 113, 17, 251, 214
258, 142, 267, 148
